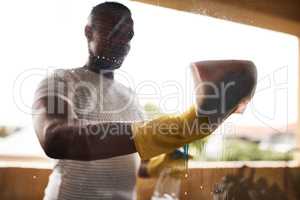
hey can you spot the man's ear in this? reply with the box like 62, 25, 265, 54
85, 25, 93, 42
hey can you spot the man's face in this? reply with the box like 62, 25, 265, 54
86, 15, 134, 61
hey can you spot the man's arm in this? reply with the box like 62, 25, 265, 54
32, 95, 137, 161
33, 60, 257, 161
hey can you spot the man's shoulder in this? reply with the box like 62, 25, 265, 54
35, 68, 79, 94
39, 68, 84, 86
52, 68, 80, 81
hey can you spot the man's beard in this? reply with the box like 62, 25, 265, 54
90, 55, 123, 70
90, 44, 129, 70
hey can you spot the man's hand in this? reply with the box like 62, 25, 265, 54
139, 150, 192, 179
192, 60, 257, 123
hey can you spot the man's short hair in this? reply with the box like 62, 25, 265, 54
90, 2, 134, 42
91, 2, 132, 17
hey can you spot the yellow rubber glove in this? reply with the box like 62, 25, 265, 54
132, 106, 211, 160
146, 150, 192, 178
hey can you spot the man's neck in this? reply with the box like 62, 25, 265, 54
85, 56, 118, 79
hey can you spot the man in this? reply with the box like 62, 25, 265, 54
32, 2, 257, 200
33, 2, 143, 199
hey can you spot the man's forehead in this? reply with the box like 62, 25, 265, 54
88, 14, 133, 28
